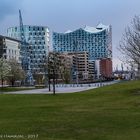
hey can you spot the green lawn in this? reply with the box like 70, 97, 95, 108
0, 87, 35, 92
0, 80, 140, 140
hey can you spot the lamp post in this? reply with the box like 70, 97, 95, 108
47, 53, 51, 92
76, 58, 79, 85
73, 39, 79, 85
52, 68, 55, 95
45, 55, 50, 91
99, 74, 102, 87
52, 52, 57, 95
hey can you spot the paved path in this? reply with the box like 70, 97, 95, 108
4, 81, 119, 94
5, 87, 97, 94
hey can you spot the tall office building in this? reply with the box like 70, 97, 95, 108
53, 23, 112, 61
7, 25, 50, 74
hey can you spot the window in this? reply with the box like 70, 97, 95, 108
3, 49, 6, 53
15, 27, 17, 31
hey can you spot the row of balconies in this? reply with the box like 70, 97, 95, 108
29, 56, 46, 59
54, 47, 106, 51
29, 51, 46, 54
53, 34, 106, 39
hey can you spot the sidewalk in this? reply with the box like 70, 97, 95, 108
4, 81, 119, 94
5, 86, 97, 94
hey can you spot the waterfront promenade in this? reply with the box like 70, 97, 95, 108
4, 81, 119, 94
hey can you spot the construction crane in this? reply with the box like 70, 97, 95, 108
19, 10, 34, 86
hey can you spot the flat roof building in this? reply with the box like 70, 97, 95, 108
0, 35, 21, 63
100, 58, 113, 78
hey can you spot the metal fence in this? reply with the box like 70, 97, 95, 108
54, 81, 119, 88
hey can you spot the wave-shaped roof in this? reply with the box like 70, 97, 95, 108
63, 23, 110, 34
65, 30, 72, 33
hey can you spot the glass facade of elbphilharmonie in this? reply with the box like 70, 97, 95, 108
53, 23, 112, 61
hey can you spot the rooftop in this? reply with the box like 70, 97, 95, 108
0, 35, 21, 42
63, 23, 110, 34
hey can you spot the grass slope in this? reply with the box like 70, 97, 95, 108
0, 87, 35, 92
0, 80, 140, 140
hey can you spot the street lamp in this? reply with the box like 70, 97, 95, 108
52, 52, 58, 95
73, 39, 79, 85
99, 74, 102, 87
46, 53, 51, 92
44, 55, 50, 90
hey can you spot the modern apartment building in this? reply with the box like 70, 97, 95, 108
65, 52, 95, 83
53, 23, 112, 61
88, 60, 96, 80
7, 25, 50, 74
94, 58, 113, 79
0, 35, 21, 63
71, 52, 89, 82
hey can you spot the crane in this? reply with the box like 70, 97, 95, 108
19, 10, 34, 86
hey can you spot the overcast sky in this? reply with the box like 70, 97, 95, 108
0, 0, 140, 70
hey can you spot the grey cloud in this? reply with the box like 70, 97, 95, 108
0, 0, 22, 21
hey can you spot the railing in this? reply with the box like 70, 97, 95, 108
54, 81, 119, 88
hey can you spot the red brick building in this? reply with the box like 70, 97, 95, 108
100, 58, 112, 78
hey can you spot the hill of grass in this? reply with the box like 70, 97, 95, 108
0, 80, 140, 140
0, 87, 35, 92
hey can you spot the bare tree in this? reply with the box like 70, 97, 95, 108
119, 15, 140, 79
59, 55, 71, 84
46, 52, 60, 94
46, 52, 72, 93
